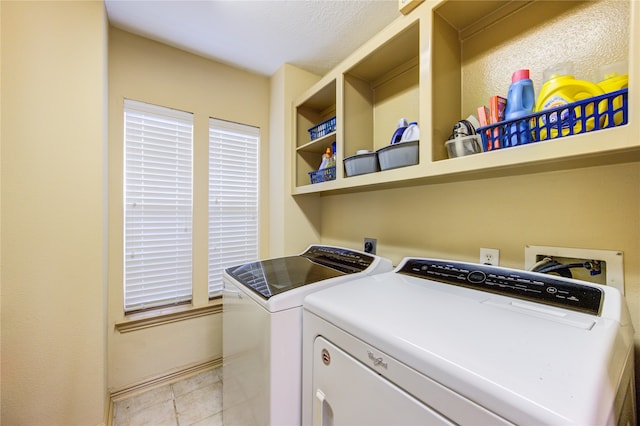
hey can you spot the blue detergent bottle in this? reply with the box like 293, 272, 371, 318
390, 118, 409, 144
504, 69, 535, 146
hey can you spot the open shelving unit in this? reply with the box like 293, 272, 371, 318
343, 21, 420, 159
292, 0, 639, 195
295, 79, 337, 187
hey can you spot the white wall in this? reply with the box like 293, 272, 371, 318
1, 2, 108, 424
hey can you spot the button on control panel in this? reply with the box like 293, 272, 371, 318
399, 258, 603, 316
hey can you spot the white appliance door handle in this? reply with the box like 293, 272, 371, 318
315, 389, 334, 426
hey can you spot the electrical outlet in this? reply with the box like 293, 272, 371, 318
364, 238, 377, 255
480, 248, 500, 265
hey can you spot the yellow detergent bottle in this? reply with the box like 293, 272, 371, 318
597, 61, 628, 127
534, 63, 604, 140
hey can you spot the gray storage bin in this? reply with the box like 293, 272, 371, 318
344, 151, 379, 176
376, 140, 419, 170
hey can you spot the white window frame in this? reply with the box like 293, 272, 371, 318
123, 99, 194, 313
208, 118, 259, 297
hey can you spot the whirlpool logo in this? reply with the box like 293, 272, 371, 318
367, 350, 388, 369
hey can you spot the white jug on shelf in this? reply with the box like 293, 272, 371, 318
400, 121, 420, 142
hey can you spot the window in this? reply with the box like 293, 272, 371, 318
123, 99, 194, 312
208, 118, 259, 297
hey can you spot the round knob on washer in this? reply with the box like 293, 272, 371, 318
467, 270, 486, 284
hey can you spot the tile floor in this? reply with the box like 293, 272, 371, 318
113, 367, 223, 426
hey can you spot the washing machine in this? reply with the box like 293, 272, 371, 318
302, 257, 636, 425
222, 245, 392, 426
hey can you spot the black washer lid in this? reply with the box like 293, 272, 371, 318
225, 246, 374, 300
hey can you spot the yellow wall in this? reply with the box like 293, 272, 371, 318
269, 64, 324, 256
1, 1, 108, 424
320, 162, 640, 273
107, 28, 271, 391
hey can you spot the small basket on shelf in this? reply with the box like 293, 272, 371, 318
308, 166, 336, 184
308, 116, 337, 141
476, 88, 628, 151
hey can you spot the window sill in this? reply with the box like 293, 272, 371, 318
115, 299, 222, 333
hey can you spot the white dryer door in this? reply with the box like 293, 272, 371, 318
312, 336, 453, 426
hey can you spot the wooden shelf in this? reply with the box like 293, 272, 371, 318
297, 132, 336, 153
292, 0, 638, 195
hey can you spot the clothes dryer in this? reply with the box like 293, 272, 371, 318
302, 258, 636, 425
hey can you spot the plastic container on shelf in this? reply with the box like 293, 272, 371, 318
597, 61, 628, 126
311, 145, 337, 184
598, 61, 629, 93
445, 135, 483, 158
344, 150, 379, 176
504, 69, 535, 147
400, 121, 420, 142
331, 141, 337, 167
318, 146, 335, 170
534, 63, 605, 140
376, 140, 419, 170
477, 88, 628, 151
308, 166, 336, 184
308, 116, 337, 141
390, 118, 409, 144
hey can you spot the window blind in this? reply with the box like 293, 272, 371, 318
208, 118, 259, 297
124, 99, 194, 312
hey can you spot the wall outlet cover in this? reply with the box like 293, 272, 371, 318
364, 238, 377, 255
480, 248, 500, 265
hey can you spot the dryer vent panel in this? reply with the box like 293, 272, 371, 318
524, 245, 624, 295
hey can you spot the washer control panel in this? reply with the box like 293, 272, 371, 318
398, 258, 603, 315
303, 245, 375, 274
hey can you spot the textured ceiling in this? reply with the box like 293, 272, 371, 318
105, 0, 400, 77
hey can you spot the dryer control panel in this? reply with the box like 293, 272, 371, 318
398, 259, 603, 316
